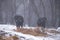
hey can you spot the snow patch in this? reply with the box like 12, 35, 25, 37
0, 24, 16, 31
57, 27, 60, 32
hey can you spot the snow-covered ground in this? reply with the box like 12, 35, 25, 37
0, 24, 16, 31
57, 27, 60, 32
0, 24, 60, 40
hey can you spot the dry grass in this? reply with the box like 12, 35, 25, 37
0, 35, 19, 40
48, 30, 60, 34
15, 27, 48, 37
45, 28, 60, 35
0, 36, 6, 40
5, 36, 19, 40
15, 27, 60, 36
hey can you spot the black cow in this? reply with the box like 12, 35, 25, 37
37, 17, 47, 32
37, 17, 47, 28
14, 15, 24, 28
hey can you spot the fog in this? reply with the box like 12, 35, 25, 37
0, 0, 60, 28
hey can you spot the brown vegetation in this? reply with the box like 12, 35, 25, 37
5, 36, 19, 40
0, 36, 5, 40
15, 27, 48, 37
48, 30, 60, 34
